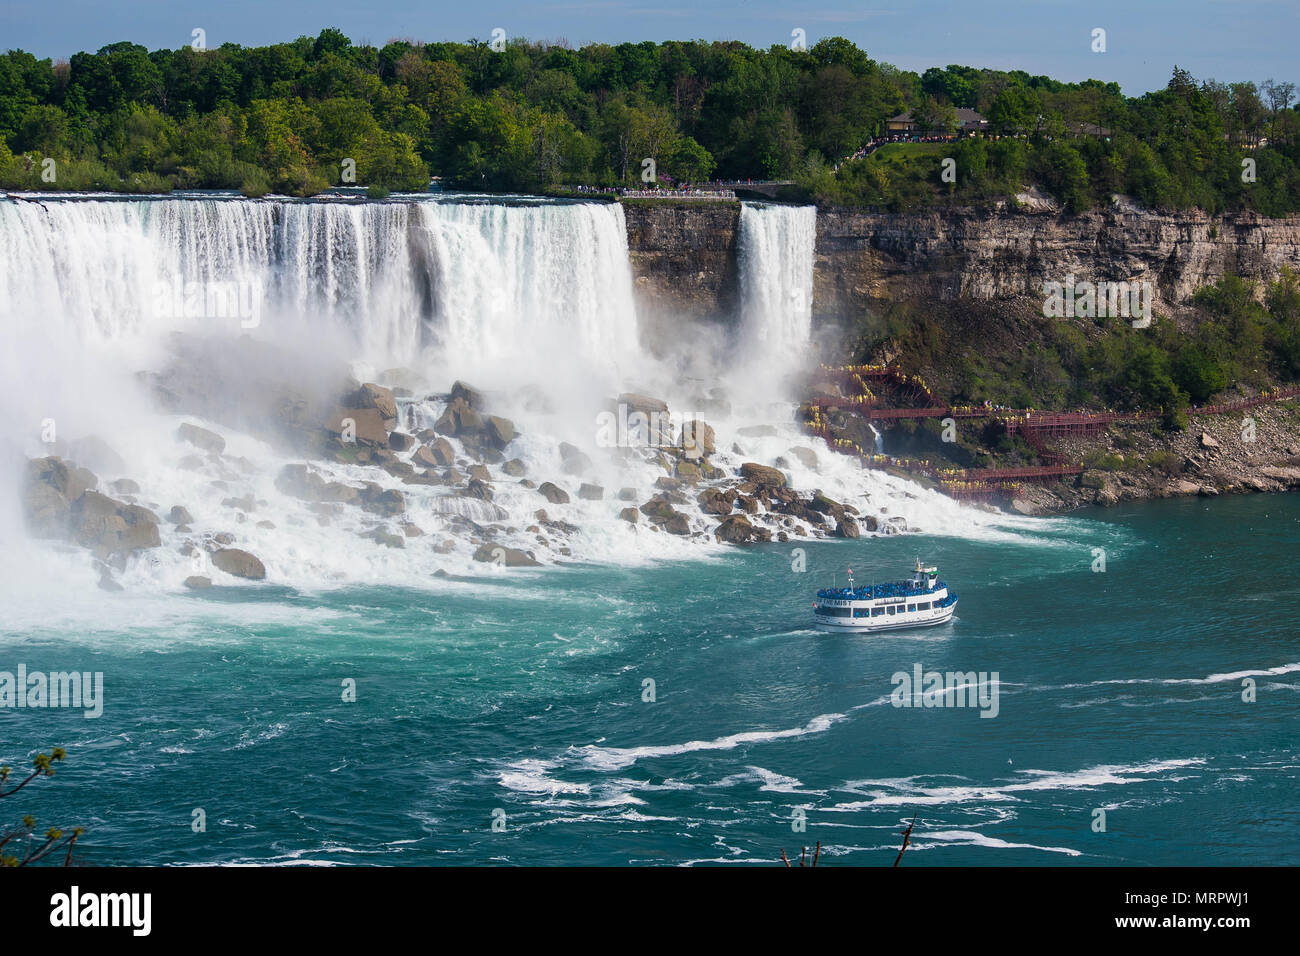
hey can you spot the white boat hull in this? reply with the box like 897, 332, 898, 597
813, 601, 956, 633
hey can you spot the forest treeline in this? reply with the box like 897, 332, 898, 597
0, 29, 1296, 212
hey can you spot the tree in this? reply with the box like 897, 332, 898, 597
1, 748, 85, 867
911, 96, 957, 136
665, 136, 714, 181
987, 85, 1036, 136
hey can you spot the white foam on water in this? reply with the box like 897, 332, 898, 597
913, 831, 1083, 857
831, 757, 1207, 809
1056, 662, 1300, 689
571, 711, 848, 772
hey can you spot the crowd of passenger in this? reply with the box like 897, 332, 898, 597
564, 182, 737, 199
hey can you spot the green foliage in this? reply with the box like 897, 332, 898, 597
1145, 449, 1184, 473
2, 748, 84, 867
1084, 451, 1128, 470
849, 273, 1300, 425
0, 35, 1293, 207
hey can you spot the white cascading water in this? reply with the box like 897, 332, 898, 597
0, 194, 1036, 609
736, 203, 817, 370
417, 200, 640, 374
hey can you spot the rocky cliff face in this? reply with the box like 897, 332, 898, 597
623, 202, 740, 333
620, 201, 1300, 326
814, 206, 1300, 322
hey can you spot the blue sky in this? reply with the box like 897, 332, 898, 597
2, 0, 1294, 95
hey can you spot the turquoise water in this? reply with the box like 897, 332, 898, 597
3, 494, 1298, 866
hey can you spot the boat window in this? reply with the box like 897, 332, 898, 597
871, 607, 885, 617
816, 606, 851, 617
918, 602, 930, 610
907, 604, 916, 612
887, 606, 896, 615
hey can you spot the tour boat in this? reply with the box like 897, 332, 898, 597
813, 559, 957, 632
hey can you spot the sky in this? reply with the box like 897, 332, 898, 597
2, 0, 1295, 96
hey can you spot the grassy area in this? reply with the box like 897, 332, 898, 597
867, 142, 950, 164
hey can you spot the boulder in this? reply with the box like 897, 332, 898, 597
348, 383, 399, 421
472, 544, 540, 567
698, 488, 736, 515
22, 458, 95, 537
468, 464, 492, 483
739, 462, 787, 488
559, 442, 593, 476
24, 480, 70, 537
681, 419, 716, 458
809, 491, 844, 518
618, 393, 669, 417
617, 487, 638, 501
110, 478, 141, 495
183, 575, 212, 589
450, 381, 485, 408
787, 446, 819, 468
211, 548, 266, 580
538, 482, 570, 504
276, 464, 323, 500
619, 507, 639, 524
326, 407, 389, 447
320, 481, 360, 504
663, 513, 690, 535
434, 397, 484, 437
502, 458, 527, 477
486, 416, 515, 448
675, 461, 701, 482
639, 494, 680, 524
360, 487, 406, 517
168, 505, 195, 525
465, 478, 493, 501
388, 431, 415, 452
1200, 431, 1220, 450
69, 491, 160, 554
412, 441, 444, 468
361, 528, 406, 549
177, 422, 226, 455
578, 483, 604, 501
715, 514, 756, 544
834, 516, 861, 538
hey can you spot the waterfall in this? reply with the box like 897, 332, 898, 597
415, 200, 639, 370
736, 203, 817, 357
0, 196, 638, 371
0, 192, 1014, 599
